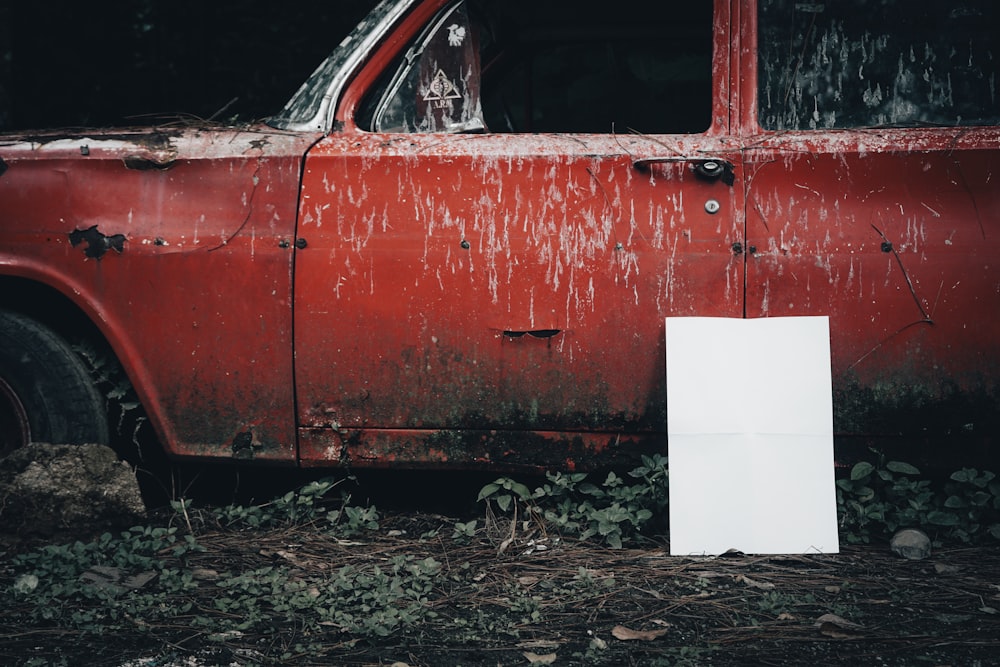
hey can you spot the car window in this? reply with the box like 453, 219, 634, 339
361, 0, 712, 134
372, 2, 485, 133
758, 0, 1000, 130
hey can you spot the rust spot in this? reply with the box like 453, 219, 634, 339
123, 155, 176, 171
17, 129, 180, 147
330, 427, 658, 473
231, 431, 254, 459
68, 225, 126, 259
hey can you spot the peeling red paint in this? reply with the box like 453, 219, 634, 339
0, 127, 319, 459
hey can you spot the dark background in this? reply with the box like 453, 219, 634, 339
0, 0, 379, 131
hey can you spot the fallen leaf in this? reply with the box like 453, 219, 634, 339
735, 574, 775, 590
777, 612, 796, 621
814, 613, 864, 629
934, 563, 961, 574
122, 571, 158, 590
979, 606, 998, 615
523, 651, 557, 664
190, 567, 220, 581
819, 622, 862, 639
824, 585, 841, 594
612, 625, 669, 641
815, 613, 865, 638
681, 590, 712, 600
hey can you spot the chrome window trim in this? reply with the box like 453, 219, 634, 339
266, 0, 420, 133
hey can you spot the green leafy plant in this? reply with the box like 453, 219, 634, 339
477, 477, 534, 513
327, 502, 380, 535
939, 468, 1000, 542
7, 484, 430, 649
210, 477, 379, 536
478, 454, 668, 548
452, 519, 478, 543
837, 460, 1000, 544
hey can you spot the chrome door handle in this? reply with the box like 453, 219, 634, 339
633, 157, 735, 186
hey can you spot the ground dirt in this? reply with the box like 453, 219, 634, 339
2, 470, 999, 666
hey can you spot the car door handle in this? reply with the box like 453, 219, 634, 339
633, 157, 735, 185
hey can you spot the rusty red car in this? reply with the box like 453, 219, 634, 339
1, 0, 998, 469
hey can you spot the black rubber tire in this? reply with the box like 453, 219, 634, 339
0, 309, 109, 453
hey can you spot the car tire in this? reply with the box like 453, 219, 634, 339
0, 309, 110, 454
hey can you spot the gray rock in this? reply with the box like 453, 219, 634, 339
0, 443, 146, 536
890, 528, 932, 560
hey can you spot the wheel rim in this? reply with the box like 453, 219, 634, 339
0, 375, 31, 455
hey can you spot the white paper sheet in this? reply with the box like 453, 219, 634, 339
666, 316, 840, 555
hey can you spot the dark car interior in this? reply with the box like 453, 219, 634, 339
360, 0, 713, 135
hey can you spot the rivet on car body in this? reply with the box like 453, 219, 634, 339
705, 199, 721, 214
295, 238, 308, 249
881, 241, 893, 252
732, 242, 743, 255
460, 239, 471, 249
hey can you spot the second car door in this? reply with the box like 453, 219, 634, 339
294, 0, 745, 467
745, 0, 1000, 444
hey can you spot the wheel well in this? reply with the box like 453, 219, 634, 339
0, 276, 153, 454
0, 277, 104, 347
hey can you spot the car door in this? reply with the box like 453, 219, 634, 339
744, 0, 1000, 448
294, 0, 745, 468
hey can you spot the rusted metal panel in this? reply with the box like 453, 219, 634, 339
299, 426, 658, 472
0, 127, 320, 459
737, 0, 1000, 456
2, 0, 997, 470
743, 131, 1000, 440
294, 136, 743, 464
